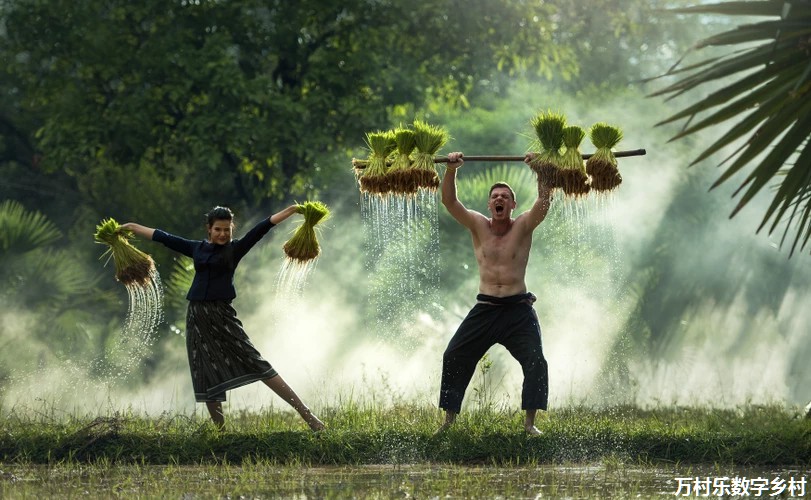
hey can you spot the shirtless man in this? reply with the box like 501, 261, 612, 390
437, 151, 553, 435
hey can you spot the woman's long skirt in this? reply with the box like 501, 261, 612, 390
186, 300, 278, 402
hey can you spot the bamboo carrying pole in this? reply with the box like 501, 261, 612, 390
352, 148, 646, 168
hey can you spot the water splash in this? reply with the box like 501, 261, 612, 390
276, 257, 320, 294
360, 189, 441, 344
109, 267, 165, 374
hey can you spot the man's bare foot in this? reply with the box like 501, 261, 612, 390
433, 420, 454, 436
525, 425, 542, 436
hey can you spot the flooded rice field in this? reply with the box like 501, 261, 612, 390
1, 462, 807, 499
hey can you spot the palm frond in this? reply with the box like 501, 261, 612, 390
165, 256, 194, 313
667, 1, 786, 17
720, 96, 811, 196
653, 2, 811, 255
457, 164, 537, 209
656, 51, 805, 127
0, 200, 62, 254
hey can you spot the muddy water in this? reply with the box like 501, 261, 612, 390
2, 463, 807, 499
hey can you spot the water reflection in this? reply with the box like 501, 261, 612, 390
3, 463, 807, 499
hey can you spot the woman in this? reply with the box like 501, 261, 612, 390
122, 205, 324, 431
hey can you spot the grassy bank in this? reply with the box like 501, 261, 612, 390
2, 404, 809, 466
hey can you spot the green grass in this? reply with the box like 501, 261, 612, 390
2, 404, 809, 467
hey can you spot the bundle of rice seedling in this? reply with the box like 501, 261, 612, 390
358, 131, 396, 195
283, 201, 331, 262
529, 111, 566, 189
385, 126, 418, 195
559, 125, 591, 197
586, 122, 624, 192
94, 218, 156, 286
411, 119, 450, 191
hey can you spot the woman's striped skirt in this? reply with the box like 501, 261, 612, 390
186, 300, 277, 402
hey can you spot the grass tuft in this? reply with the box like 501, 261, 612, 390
587, 122, 624, 192
283, 201, 330, 262
94, 218, 156, 285
529, 110, 567, 189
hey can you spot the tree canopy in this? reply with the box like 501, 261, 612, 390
0, 0, 576, 214
1, 0, 700, 221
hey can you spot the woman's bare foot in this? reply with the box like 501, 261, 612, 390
433, 420, 454, 436
302, 409, 325, 432
434, 411, 457, 436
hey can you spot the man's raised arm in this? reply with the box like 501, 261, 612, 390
441, 152, 481, 230
520, 153, 554, 231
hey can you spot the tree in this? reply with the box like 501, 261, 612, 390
0, 0, 577, 217
650, 0, 811, 256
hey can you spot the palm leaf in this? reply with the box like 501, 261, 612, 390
166, 256, 194, 313
653, 2, 811, 254
730, 112, 811, 233
764, 139, 811, 231
457, 164, 537, 210
719, 95, 811, 193
0, 199, 62, 254
656, 50, 804, 126
695, 19, 807, 47
666, 1, 786, 17
655, 38, 802, 98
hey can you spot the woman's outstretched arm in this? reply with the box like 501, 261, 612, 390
269, 205, 299, 225
120, 222, 155, 240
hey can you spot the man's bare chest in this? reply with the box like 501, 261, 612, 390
476, 232, 526, 261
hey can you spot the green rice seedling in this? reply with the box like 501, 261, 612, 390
94, 218, 156, 286
586, 122, 624, 192
559, 125, 591, 197
529, 111, 566, 189
283, 201, 331, 262
358, 130, 397, 195
411, 119, 450, 191
386, 126, 418, 195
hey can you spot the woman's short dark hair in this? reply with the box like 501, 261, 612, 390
206, 206, 234, 227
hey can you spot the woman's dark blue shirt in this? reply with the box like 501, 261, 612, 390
152, 218, 275, 301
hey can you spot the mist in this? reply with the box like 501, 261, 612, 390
2, 77, 809, 419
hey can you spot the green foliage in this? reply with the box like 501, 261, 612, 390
0, 200, 61, 253
0, 0, 583, 213
0, 201, 86, 310
547, 0, 713, 92
651, 0, 811, 255
165, 255, 194, 320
